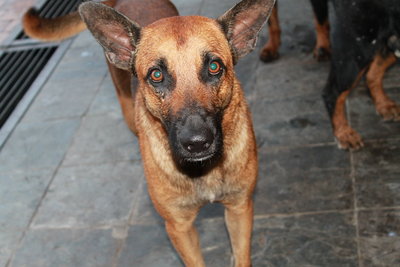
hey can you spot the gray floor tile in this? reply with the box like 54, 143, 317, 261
63, 113, 139, 166
68, 31, 104, 51
358, 209, 400, 267
118, 223, 181, 267
20, 37, 107, 123
129, 182, 164, 226
196, 218, 231, 267
172, 0, 203, 16
198, 0, 234, 18
131, 182, 225, 226
0, 119, 80, 173
258, 145, 350, 172
119, 218, 231, 267
0, 230, 23, 267
51, 38, 107, 72
87, 74, 121, 116
355, 168, 400, 209
10, 229, 117, 267
254, 166, 353, 215
235, 50, 261, 95
254, 147, 352, 214
0, 169, 53, 229
32, 161, 143, 228
122, 212, 359, 267
252, 212, 358, 266
254, 57, 330, 103
21, 71, 107, 123
348, 87, 400, 141
383, 63, 400, 89
352, 139, 400, 171
252, 95, 333, 147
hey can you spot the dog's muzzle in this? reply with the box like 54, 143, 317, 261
167, 109, 223, 165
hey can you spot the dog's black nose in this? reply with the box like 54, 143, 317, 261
177, 114, 215, 154
180, 129, 214, 153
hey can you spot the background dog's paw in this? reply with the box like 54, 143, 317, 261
335, 127, 364, 150
260, 47, 279, 63
313, 46, 331, 61
376, 101, 400, 121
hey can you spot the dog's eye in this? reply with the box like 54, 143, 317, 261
150, 69, 163, 82
208, 61, 221, 75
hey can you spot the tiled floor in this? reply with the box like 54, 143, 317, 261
0, 0, 37, 44
0, 0, 399, 266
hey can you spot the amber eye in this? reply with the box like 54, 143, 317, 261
150, 69, 163, 82
208, 61, 221, 75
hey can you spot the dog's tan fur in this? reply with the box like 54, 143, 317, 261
23, 0, 275, 266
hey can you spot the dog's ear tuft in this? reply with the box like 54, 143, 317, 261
217, 0, 276, 63
79, 2, 141, 71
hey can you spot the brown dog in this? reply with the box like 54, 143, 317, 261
23, 0, 275, 265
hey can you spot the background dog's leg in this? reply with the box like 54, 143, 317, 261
165, 214, 206, 267
259, 3, 281, 63
323, 67, 366, 150
366, 53, 400, 121
107, 62, 138, 135
310, 0, 330, 61
331, 90, 364, 150
224, 199, 254, 267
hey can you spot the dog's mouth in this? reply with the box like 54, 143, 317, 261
182, 151, 218, 163
176, 151, 222, 178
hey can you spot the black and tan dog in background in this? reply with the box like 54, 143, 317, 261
260, 0, 400, 150
259, 0, 331, 62
23, 0, 276, 266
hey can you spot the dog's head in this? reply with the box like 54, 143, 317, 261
79, 0, 274, 169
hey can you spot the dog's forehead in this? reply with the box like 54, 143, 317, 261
136, 16, 231, 67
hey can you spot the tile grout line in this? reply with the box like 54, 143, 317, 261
252, 205, 400, 220
258, 135, 400, 152
82, 70, 110, 118
347, 95, 363, 267
22, 204, 400, 230
111, 180, 147, 267
350, 150, 363, 267
5, 143, 75, 267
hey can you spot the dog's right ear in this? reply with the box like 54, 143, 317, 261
79, 2, 140, 71
217, 0, 276, 63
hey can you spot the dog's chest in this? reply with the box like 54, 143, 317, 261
192, 174, 239, 204
196, 182, 224, 203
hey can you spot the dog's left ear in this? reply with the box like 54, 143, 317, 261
217, 0, 276, 63
79, 2, 141, 71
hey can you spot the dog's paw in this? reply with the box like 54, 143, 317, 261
335, 126, 364, 150
313, 46, 331, 62
376, 101, 400, 121
259, 47, 279, 63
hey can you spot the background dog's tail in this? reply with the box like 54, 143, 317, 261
22, 0, 117, 42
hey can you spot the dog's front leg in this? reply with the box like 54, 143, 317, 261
224, 199, 254, 267
165, 216, 206, 267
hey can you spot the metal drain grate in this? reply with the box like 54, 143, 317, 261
0, 0, 83, 147
0, 46, 58, 127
